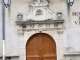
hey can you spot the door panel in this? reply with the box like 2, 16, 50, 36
43, 54, 56, 60
26, 33, 56, 60
27, 55, 40, 60
27, 34, 41, 55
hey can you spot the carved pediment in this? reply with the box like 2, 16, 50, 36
18, 0, 59, 21
25, 8, 57, 21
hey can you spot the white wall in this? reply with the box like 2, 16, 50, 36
0, 0, 80, 60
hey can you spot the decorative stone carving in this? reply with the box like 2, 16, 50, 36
30, 24, 34, 28
18, 0, 58, 21
36, 9, 43, 15
30, 0, 49, 7
16, 0, 64, 33
17, 13, 23, 21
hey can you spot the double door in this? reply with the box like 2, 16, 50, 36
26, 33, 56, 60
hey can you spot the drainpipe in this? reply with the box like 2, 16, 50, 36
2, 0, 5, 60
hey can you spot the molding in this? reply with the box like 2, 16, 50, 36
16, 20, 64, 25
64, 52, 80, 56
18, 28, 63, 31
5, 53, 19, 57
0, 55, 19, 58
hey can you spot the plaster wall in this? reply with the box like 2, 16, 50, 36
0, 0, 80, 60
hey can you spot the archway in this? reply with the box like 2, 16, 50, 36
26, 33, 57, 60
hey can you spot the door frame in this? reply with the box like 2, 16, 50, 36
18, 31, 63, 60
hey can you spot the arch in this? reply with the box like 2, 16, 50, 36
26, 33, 57, 60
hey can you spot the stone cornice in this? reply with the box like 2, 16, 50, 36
16, 20, 64, 25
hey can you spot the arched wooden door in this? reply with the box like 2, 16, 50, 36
26, 33, 57, 60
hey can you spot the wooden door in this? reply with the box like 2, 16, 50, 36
26, 33, 56, 60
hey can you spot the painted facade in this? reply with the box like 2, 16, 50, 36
0, 0, 80, 60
